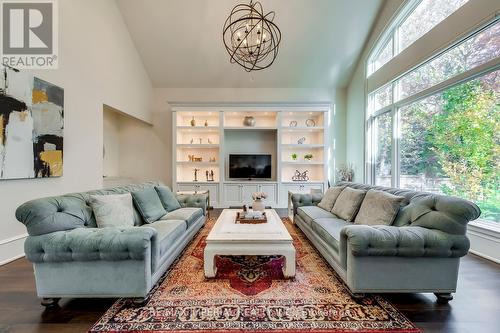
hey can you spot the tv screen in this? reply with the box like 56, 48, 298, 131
229, 154, 272, 179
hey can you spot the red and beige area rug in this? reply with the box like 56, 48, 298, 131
89, 218, 419, 333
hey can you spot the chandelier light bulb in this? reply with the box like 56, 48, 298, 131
223, 0, 281, 71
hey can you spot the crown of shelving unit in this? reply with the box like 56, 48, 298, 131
172, 104, 330, 208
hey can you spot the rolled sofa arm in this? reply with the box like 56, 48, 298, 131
340, 225, 470, 261
24, 227, 157, 263
176, 193, 208, 214
291, 193, 323, 215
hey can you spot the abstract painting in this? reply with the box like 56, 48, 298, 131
0, 65, 64, 180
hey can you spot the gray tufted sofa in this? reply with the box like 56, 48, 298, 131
15, 181, 207, 306
292, 182, 481, 303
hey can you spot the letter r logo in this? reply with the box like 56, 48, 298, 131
2, 2, 53, 54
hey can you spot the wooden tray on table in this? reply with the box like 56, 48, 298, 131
235, 211, 267, 224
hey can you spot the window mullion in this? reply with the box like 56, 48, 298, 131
392, 107, 399, 188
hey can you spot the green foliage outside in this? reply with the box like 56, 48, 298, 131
401, 77, 499, 221
429, 80, 499, 221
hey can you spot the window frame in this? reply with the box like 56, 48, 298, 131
365, 19, 500, 226
368, 0, 473, 77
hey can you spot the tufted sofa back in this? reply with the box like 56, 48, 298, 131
16, 181, 163, 236
336, 182, 481, 235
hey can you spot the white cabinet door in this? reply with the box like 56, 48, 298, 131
177, 183, 219, 207
224, 184, 242, 206
241, 184, 259, 205
258, 183, 277, 207
279, 183, 324, 207
198, 184, 219, 207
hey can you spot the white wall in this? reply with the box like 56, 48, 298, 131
0, 0, 153, 265
345, 1, 404, 182
103, 107, 121, 177
118, 112, 170, 184
151, 87, 345, 187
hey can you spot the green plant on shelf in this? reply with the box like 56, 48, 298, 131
291, 153, 298, 161
304, 154, 313, 161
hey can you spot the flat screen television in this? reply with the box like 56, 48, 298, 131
229, 154, 272, 180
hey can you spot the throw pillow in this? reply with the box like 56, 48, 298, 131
155, 186, 181, 212
331, 187, 366, 221
355, 189, 405, 226
132, 187, 167, 223
317, 186, 345, 211
90, 193, 134, 228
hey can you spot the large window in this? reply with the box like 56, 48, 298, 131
399, 71, 498, 219
368, 0, 469, 76
366, 2, 499, 224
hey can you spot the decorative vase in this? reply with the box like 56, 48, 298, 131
252, 199, 265, 211
190, 117, 196, 127
243, 116, 256, 127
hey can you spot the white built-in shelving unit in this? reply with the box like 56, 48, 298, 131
172, 104, 330, 208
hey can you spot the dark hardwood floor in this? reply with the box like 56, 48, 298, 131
1, 209, 499, 333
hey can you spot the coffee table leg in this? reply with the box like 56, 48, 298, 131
282, 247, 296, 278
204, 247, 217, 278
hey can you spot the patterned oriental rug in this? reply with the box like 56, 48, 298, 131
89, 218, 419, 333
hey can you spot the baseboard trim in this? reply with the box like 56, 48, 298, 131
468, 250, 500, 265
0, 253, 25, 266
0, 233, 27, 266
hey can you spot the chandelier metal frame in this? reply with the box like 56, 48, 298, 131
222, 1, 281, 72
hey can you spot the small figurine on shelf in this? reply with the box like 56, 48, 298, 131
190, 117, 196, 127
292, 169, 309, 181
205, 170, 209, 181
209, 157, 216, 162
193, 168, 200, 181
304, 153, 313, 161
190, 138, 194, 144
199, 138, 203, 144
209, 170, 215, 182
208, 138, 213, 144
204, 120, 209, 127
297, 137, 306, 144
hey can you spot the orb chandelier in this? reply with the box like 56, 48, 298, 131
223, 1, 281, 72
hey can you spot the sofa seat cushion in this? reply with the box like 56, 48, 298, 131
311, 218, 351, 251
142, 220, 185, 257
160, 208, 203, 229
297, 206, 336, 227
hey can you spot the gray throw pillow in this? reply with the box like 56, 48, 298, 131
355, 189, 405, 226
331, 187, 366, 221
132, 187, 167, 223
317, 186, 345, 211
155, 186, 181, 212
90, 193, 134, 228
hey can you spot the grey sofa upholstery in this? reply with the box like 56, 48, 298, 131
292, 181, 480, 302
16, 181, 207, 306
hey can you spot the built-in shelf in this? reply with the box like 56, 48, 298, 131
172, 105, 330, 208
177, 126, 219, 130
282, 144, 324, 148
224, 126, 277, 130
281, 126, 325, 131
177, 161, 218, 166
177, 144, 219, 148
177, 181, 219, 184
282, 161, 324, 165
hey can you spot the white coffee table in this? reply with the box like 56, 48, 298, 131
204, 209, 296, 278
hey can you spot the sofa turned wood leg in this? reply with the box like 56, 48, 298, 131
41, 298, 60, 307
434, 293, 453, 304
131, 297, 147, 307
350, 292, 366, 300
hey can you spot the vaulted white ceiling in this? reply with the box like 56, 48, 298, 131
116, 0, 382, 88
